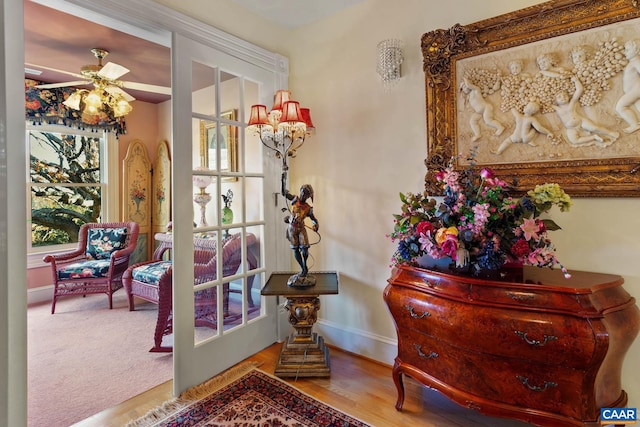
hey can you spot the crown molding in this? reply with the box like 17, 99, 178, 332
33, 0, 287, 75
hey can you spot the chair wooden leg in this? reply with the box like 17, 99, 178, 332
51, 294, 57, 314
223, 283, 230, 317
151, 299, 172, 352
247, 275, 255, 307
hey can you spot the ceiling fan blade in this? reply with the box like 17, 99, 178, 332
25, 62, 85, 79
121, 81, 171, 95
35, 80, 91, 89
98, 62, 130, 80
104, 85, 136, 102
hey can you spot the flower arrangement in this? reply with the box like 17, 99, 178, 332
156, 187, 166, 204
130, 180, 146, 203
389, 153, 572, 278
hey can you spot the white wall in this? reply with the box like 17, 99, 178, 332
157, 0, 640, 409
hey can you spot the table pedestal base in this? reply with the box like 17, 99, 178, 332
261, 272, 339, 378
275, 331, 331, 377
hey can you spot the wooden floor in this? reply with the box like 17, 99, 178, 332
73, 343, 533, 427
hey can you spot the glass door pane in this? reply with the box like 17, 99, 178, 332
171, 32, 277, 393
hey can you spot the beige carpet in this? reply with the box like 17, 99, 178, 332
28, 291, 173, 427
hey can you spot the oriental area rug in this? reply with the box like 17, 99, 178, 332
127, 362, 371, 427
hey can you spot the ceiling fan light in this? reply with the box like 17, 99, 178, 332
63, 91, 83, 110
83, 90, 102, 114
113, 99, 133, 117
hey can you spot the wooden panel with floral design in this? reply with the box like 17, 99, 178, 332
153, 140, 171, 234
123, 139, 151, 262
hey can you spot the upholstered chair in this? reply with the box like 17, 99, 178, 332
43, 222, 140, 314
123, 232, 257, 352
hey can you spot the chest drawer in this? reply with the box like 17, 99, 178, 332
386, 285, 476, 349
472, 306, 596, 367
399, 333, 585, 420
469, 284, 586, 312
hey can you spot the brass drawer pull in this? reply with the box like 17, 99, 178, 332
422, 279, 436, 288
404, 305, 430, 319
516, 375, 558, 392
514, 331, 558, 347
507, 292, 535, 302
414, 343, 438, 359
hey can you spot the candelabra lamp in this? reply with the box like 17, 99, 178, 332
247, 90, 315, 197
247, 90, 319, 287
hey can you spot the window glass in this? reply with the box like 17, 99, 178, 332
28, 129, 105, 248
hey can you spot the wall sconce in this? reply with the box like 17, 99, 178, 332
246, 90, 315, 195
377, 39, 404, 88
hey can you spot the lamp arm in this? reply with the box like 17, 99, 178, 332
259, 135, 283, 157
287, 136, 306, 158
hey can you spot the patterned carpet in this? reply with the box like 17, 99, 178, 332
127, 362, 371, 427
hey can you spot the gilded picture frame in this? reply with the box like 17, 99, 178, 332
200, 109, 238, 181
422, 0, 640, 197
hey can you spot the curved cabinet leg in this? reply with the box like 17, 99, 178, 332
392, 359, 405, 410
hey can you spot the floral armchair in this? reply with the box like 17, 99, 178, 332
123, 232, 257, 352
43, 222, 140, 314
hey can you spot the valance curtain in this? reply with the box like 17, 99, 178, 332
25, 79, 126, 135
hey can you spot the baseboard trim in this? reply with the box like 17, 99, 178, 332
316, 318, 397, 367
27, 286, 52, 306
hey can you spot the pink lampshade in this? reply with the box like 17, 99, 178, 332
299, 108, 315, 130
248, 104, 270, 126
279, 101, 303, 123
271, 90, 291, 111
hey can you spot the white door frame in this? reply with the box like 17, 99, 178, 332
2, 1, 291, 423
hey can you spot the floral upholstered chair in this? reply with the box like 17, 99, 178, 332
43, 222, 140, 314
123, 232, 256, 352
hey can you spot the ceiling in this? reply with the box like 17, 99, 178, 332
231, 0, 365, 29
24, 0, 363, 105
24, 0, 172, 104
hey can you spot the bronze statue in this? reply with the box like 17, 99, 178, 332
283, 184, 319, 286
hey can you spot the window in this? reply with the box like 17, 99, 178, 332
27, 126, 116, 256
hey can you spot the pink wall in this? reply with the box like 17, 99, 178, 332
28, 100, 161, 290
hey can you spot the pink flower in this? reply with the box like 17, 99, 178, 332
435, 171, 445, 181
520, 218, 540, 241
480, 168, 494, 179
441, 235, 459, 259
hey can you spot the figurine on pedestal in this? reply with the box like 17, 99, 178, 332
283, 184, 319, 287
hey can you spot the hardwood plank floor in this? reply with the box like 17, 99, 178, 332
73, 343, 533, 426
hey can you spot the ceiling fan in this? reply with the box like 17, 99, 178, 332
26, 47, 171, 104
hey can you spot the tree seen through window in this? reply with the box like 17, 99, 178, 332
28, 129, 104, 247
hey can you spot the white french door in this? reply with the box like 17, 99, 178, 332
171, 33, 279, 393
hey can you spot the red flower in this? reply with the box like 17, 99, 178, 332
416, 221, 434, 236
510, 239, 531, 258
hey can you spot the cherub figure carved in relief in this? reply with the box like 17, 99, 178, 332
460, 73, 505, 141
493, 101, 555, 155
616, 39, 640, 133
553, 76, 619, 147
